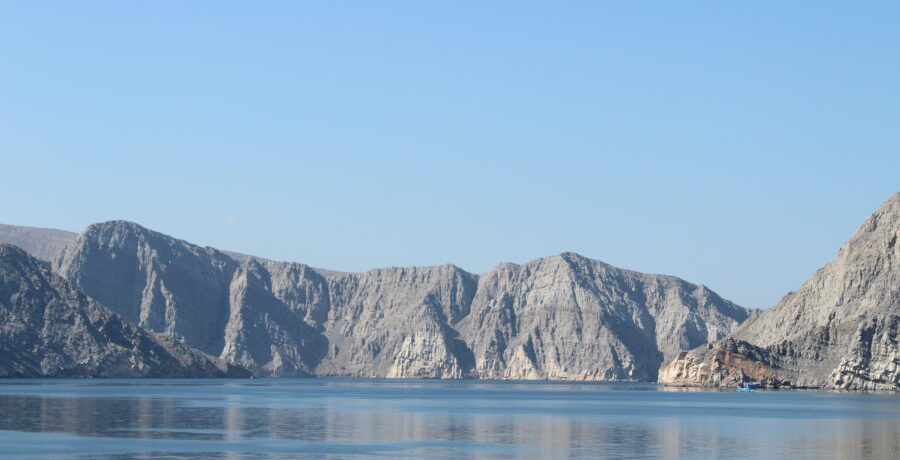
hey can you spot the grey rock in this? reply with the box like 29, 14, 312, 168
52, 221, 751, 380
660, 192, 900, 390
317, 264, 478, 378
0, 224, 76, 262
221, 258, 330, 376
0, 244, 247, 378
53, 221, 239, 356
459, 254, 750, 381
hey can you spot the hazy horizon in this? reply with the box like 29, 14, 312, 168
2, 2, 898, 309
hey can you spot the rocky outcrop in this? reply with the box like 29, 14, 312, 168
660, 192, 900, 390
658, 339, 793, 388
0, 244, 246, 378
0, 224, 76, 262
52, 221, 752, 379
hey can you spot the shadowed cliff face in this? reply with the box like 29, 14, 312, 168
660, 192, 900, 390
53, 221, 238, 356
0, 244, 245, 378
52, 222, 751, 380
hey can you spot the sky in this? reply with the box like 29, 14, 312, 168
1, 1, 898, 309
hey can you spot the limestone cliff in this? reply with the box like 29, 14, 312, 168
660, 192, 900, 390
53, 221, 239, 356
317, 264, 478, 378
0, 244, 245, 378
459, 254, 749, 381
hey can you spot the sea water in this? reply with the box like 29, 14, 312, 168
0, 379, 897, 459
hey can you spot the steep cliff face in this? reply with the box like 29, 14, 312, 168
0, 244, 244, 378
831, 314, 899, 389
220, 259, 330, 377
314, 264, 478, 378
459, 254, 750, 381
52, 221, 751, 379
53, 221, 239, 356
660, 192, 900, 390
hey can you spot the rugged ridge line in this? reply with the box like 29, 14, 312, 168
0, 224, 76, 262
51, 221, 752, 380
659, 192, 900, 390
0, 244, 247, 378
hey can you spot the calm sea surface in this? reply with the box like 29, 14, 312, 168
0, 379, 897, 459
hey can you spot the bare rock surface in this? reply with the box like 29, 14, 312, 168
660, 192, 900, 390
52, 222, 751, 379
658, 339, 791, 388
53, 221, 238, 356
0, 244, 246, 378
459, 254, 749, 381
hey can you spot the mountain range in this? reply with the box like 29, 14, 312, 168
47, 221, 750, 380
0, 192, 896, 389
1, 222, 749, 380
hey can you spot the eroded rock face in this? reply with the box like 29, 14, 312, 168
0, 244, 245, 378
831, 314, 899, 390
52, 222, 751, 379
317, 264, 478, 378
658, 339, 792, 388
660, 192, 900, 390
458, 254, 749, 381
54, 222, 240, 357
220, 259, 330, 377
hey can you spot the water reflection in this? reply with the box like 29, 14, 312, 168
0, 380, 898, 459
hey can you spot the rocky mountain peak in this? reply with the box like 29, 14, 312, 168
0, 243, 246, 378
660, 191, 900, 390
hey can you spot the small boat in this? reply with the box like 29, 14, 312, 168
737, 384, 756, 392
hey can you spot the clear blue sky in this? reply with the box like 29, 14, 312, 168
1, 1, 898, 309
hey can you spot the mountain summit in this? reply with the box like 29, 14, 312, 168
659, 192, 900, 390
0, 244, 246, 378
